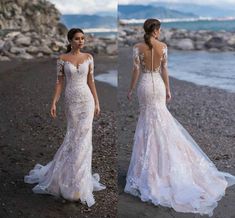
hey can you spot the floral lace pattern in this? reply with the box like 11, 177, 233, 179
133, 45, 168, 74
24, 54, 106, 207
125, 44, 235, 217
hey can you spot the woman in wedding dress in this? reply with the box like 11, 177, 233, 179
125, 18, 235, 216
24, 28, 106, 207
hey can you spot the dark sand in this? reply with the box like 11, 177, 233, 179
118, 47, 235, 218
0, 55, 117, 218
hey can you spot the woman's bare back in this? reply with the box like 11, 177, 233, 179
135, 41, 167, 73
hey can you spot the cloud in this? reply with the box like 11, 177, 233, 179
118, 0, 235, 6
48, 0, 117, 14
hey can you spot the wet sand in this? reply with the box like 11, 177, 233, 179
118, 47, 235, 218
0, 55, 117, 218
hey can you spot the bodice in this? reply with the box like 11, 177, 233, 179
133, 45, 168, 74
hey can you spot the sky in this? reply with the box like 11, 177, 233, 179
119, 0, 235, 6
48, 0, 117, 14
48, 0, 235, 14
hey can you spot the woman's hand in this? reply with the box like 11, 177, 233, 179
50, 103, 57, 119
127, 90, 133, 101
94, 103, 101, 117
166, 89, 172, 103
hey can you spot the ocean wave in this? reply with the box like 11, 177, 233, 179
83, 28, 117, 33
120, 17, 235, 24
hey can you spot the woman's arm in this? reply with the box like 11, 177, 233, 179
51, 77, 65, 105
127, 45, 141, 100
161, 45, 171, 102
50, 59, 65, 118
87, 55, 100, 116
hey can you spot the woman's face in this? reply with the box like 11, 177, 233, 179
70, 32, 85, 49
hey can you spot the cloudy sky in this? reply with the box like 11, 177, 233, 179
49, 0, 235, 14
49, 0, 117, 14
119, 0, 235, 6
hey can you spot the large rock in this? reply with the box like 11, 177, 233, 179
10, 47, 26, 54
177, 38, 194, 50
26, 46, 39, 54
39, 45, 52, 55
106, 44, 117, 55
18, 53, 34, 59
227, 36, 235, 47
0, 40, 5, 51
15, 36, 31, 46
205, 37, 225, 49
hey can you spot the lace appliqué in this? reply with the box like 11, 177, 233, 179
133, 46, 140, 72
88, 55, 95, 82
161, 46, 168, 69
56, 59, 65, 84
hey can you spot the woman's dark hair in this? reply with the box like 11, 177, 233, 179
66, 28, 84, 53
143, 18, 161, 49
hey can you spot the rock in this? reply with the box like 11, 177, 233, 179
106, 44, 117, 55
177, 38, 194, 50
39, 45, 52, 55
208, 48, 221, 52
124, 28, 136, 36
2, 40, 14, 51
15, 36, 31, 46
10, 47, 25, 54
50, 41, 66, 52
26, 46, 39, 54
227, 37, 235, 47
18, 53, 34, 59
172, 29, 188, 39
119, 30, 127, 37
167, 39, 179, 48
162, 29, 174, 41
205, 36, 225, 49
0, 40, 5, 51
0, 56, 10, 61
5, 31, 21, 39
194, 41, 205, 50
37, 52, 44, 57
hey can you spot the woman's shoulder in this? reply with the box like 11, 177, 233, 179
58, 53, 68, 62
157, 41, 167, 49
84, 52, 93, 59
134, 42, 146, 49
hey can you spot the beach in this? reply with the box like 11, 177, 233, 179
117, 47, 235, 218
0, 55, 117, 218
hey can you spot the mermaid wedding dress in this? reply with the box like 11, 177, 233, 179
24, 54, 106, 207
124, 43, 235, 216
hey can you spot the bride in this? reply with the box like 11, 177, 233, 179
125, 18, 235, 217
24, 28, 106, 207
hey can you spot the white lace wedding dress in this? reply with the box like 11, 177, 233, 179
24, 55, 106, 207
124, 44, 235, 216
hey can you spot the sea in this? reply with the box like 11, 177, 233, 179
121, 17, 235, 32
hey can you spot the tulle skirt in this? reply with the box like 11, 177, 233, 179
125, 73, 235, 216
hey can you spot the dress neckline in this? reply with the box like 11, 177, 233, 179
59, 56, 91, 70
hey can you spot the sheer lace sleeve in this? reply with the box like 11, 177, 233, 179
88, 55, 95, 82
56, 59, 65, 84
161, 45, 168, 70
133, 46, 141, 73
